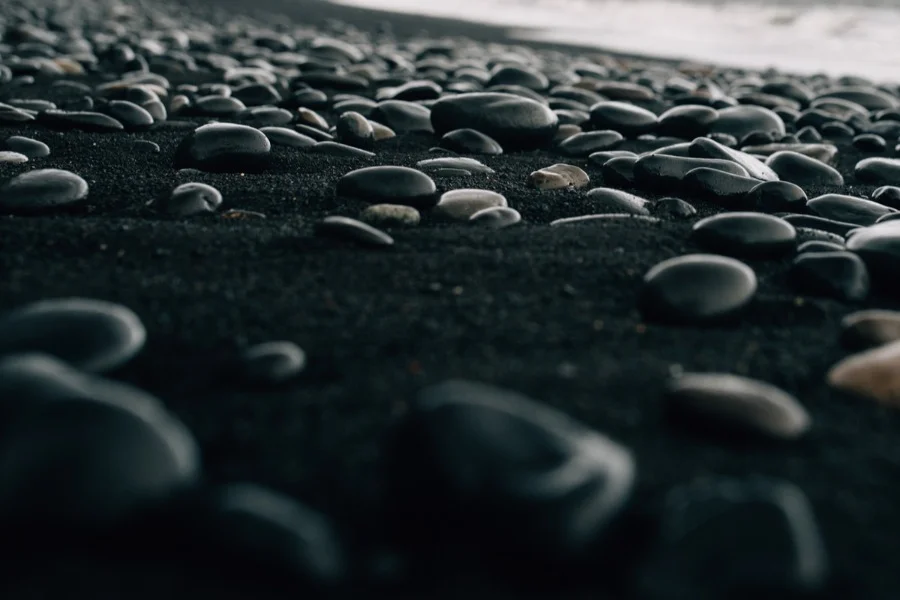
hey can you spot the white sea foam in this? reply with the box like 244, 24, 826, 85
330, 0, 900, 83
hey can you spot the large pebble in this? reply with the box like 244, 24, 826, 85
692, 212, 796, 258
0, 168, 88, 215
174, 123, 271, 173
430, 92, 558, 149
336, 166, 437, 208
790, 251, 870, 302
828, 340, 900, 406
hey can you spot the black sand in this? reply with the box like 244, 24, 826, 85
2, 0, 900, 598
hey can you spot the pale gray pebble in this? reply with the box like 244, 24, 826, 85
434, 189, 507, 221
164, 182, 223, 217
0, 151, 28, 164
470, 206, 522, 228
3, 136, 49, 158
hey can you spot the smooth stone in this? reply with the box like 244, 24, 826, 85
359, 204, 421, 227
192, 95, 245, 117
640, 254, 758, 324
105, 100, 154, 130
841, 310, 900, 349
0, 151, 28, 164
828, 340, 900, 405
295, 124, 334, 142
639, 478, 828, 599
692, 212, 796, 258
710, 105, 786, 140
807, 193, 896, 226
296, 107, 329, 131
240, 107, 293, 128
585, 187, 650, 215
872, 186, 900, 210
316, 216, 394, 247
0, 298, 145, 372
816, 86, 899, 111
470, 206, 522, 228
853, 133, 887, 152
558, 130, 623, 156
528, 164, 589, 190
600, 156, 639, 188
37, 109, 123, 132
165, 183, 223, 218
0, 168, 88, 214
845, 224, 900, 294
855, 158, 900, 186
644, 142, 692, 157
337, 167, 437, 208
683, 168, 760, 206
798, 240, 844, 253
656, 104, 718, 138
633, 154, 749, 192
0, 357, 199, 528
790, 251, 870, 302
430, 92, 558, 148
370, 120, 396, 141
652, 197, 697, 219
311, 141, 375, 159
689, 137, 778, 182
589, 101, 658, 137
336, 111, 374, 148
434, 189, 507, 221
174, 123, 271, 173
665, 373, 810, 439
240, 341, 306, 385
551, 214, 661, 226
416, 157, 494, 174
766, 151, 843, 187
259, 127, 316, 148
232, 83, 282, 106
3, 136, 49, 158
194, 483, 345, 586
131, 140, 160, 153
384, 380, 635, 560
588, 150, 636, 166
440, 129, 503, 155
370, 100, 433, 134
796, 126, 822, 143
745, 180, 808, 213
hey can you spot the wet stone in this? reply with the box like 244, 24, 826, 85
589, 101, 658, 138
585, 187, 650, 215
665, 373, 810, 439
529, 164, 589, 190
337, 166, 437, 208
317, 216, 394, 247
692, 212, 797, 258
765, 151, 843, 187
174, 123, 272, 173
652, 197, 697, 219
0, 297, 145, 372
855, 158, 900, 186
164, 182, 223, 218
384, 379, 635, 561
0, 168, 88, 215
240, 341, 306, 386
656, 104, 718, 138
430, 92, 558, 149
745, 180, 808, 213
470, 206, 522, 229
710, 105, 786, 141
807, 193, 897, 226
790, 251, 870, 302
3, 136, 49, 158
640, 254, 758, 324
689, 137, 779, 182
683, 168, 760, 206
841, 310, 900, 350
633, 154, 749, 192
558, 130, 623, 156
359, 204, 421, 227
439, 129, 503, 155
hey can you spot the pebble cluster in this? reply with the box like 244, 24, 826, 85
3, 0, 900, 597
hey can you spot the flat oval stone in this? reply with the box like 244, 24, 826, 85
551, 214, 661, 226
588, 150, 636, 166
600, 156, 639, 188
710, 105, 786, 140
434, 189, 507, 221
416, 157, 494, 174
853, 133, 887, 152
683, 168, 760, 206
656, 104, 718, 138
240, 106, 293, 128
652, 197, 697, 219
585, 187, 650, 215
845, 224, 900, 294
855, 158, 900, 186
337, 166, 437, 208
816, 86, 899, 111
558, 130, 622, 156
316, 216, 394, 247
665, 373, 810, 439
807, 194, 897, 226
259, 126, 316, 148
766, 151, 843, 187
336, 111, 374, 148
0, 151, 27, 164
871, 186, 900, 210
689, 137, 779, 182
165, 182, 223, 218
639, 478, 828, 599
105, 100, 154, 130
828, 340, 900, 406
3, 135, 49, 157
529, 163, 589, 189
790, 251, 869, 302
743, 143, 839, 165
841, 310, 900, 349
470, 206, 522, 228
745, 181, 808, 213
311, 141, 375, 159
439, 129, 503, 155
370, 100, 433, 133
384, 379, 635, 560
359, 204, 420, 227
781, 214, 859, 237
589, 101, 658, 137
240, 341, 306, 385
430, 92, 558, 149
0, 298, 145, 372
174, 123, 271, 172
0, 168, 88, 215
633, 154, 749, 192
692, 212, 796, 258
640, 254, 758, 324
38, 110, 124, 132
